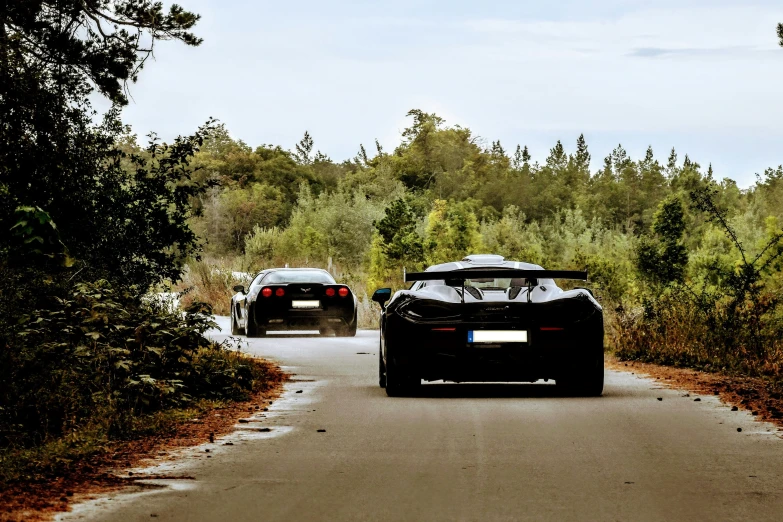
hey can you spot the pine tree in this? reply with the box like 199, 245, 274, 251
666, 147, 678, 178
512, 145, 523, 169
357, 144, 369, 166
491, 140, 506, 158
602, 155, 613, 177
643, 145, 654, 165
611, 144, 631, 174
546, 141, 567, 170
295, 131, 314, 164
575, 134, 591, 173
522, 145, 531, 165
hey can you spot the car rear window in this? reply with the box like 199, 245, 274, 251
422, 278, 531, 290
420, 276, 555, 290
265, 271, 335, 284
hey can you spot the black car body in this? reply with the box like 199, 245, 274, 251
231, 268, 357, 337
372, 255, 603, 396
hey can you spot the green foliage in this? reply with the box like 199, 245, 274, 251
0, 280, 262, 449
425, 200, 483, 265
373, 198, 425, 265
4, 1, 202, 105
245, 226, 284, 266
635, 196, 689, 287
9, 206, 73, 267
619, 184, 783, 374
0, 0, 287, 488
244, 182, 404, 268
198, 183, 285, 254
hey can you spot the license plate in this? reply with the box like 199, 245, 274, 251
292, 300, 320, 309
469, 330, 527, 343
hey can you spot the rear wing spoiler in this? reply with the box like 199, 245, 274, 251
404, 269, 588, 283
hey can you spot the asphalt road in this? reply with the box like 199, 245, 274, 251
62, 318, 783, 522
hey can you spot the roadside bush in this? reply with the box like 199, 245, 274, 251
616, 290, 783, 377
0, 280, 263, 449
616, 187, 783, 378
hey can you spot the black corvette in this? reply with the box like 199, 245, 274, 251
230, 268, 357, 337
371, 254, 603, 397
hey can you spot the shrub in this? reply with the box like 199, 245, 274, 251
0, 280, 262, 449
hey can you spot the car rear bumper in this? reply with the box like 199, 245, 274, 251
385, 315, 603, 382
255, 308, 354, 331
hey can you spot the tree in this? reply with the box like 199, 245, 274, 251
295, 131, 314, 164
1, 1, 208, 290
491, 140, 506, 159
425, 200, 482, 265
666, 147, 678, 178
635, 196, 688, 287
373, 199, 424, 265
638, 146, 667, 228
512, 145, 523, 170
2, 0, 201, 105
574, 133, 590, 173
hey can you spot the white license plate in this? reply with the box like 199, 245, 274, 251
469, 330, 527, 343
292, 300, 320, 309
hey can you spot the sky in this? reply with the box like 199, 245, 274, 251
101, 0, 783, 188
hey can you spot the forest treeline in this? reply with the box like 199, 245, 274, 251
176, 109, 783, 382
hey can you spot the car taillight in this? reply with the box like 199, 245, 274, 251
338, 287, 349, 297
261, 287, 272, 298
325, 287, 336, 297
275, 288, 285, 297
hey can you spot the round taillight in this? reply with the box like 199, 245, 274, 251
325, 287, 336, 297
338, 287, 349, 297
261, 287, 272, 298
275, 288, 285, 297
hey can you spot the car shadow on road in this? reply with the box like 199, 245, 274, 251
407, 382, 572, 399
264, 333, 322, 338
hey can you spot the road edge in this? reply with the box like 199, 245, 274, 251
607, 355, 783, 431
1, 359, 288, 522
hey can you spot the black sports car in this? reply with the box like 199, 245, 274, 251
371, 254, 603, 397
230, 268, 357, 337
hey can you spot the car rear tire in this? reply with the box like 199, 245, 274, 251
230, 306, 241, 336
384, 339, 420, 397
556, 347, 604, 397
378, 350, 386, 388
245, 309, 266, 338
336, 313, 358, 337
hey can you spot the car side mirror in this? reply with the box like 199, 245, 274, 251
233, 285, 245, 294
372, 288, 392, 306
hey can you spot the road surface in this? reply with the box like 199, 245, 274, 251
61, 318, 783, 521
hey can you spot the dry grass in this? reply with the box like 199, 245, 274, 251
177, 259, 252, 315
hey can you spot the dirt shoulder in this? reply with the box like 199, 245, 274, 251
607, 355, 783, 429
1, 360, 287, 522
